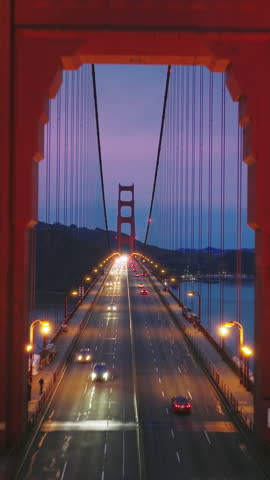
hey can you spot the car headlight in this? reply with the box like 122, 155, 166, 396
92, 373, 97, 379
103, 372, 108, 380
86, 355, 91, 361
78, 355, 82, 361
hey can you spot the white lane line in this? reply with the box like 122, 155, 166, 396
60, 461, 68, 480
149, 341, 152, 346
122, 431, 125, 478
108, 401, 111, 410
166, 408, 169, 415
161, 391, 165, 398
155, 367, 159, 372
76, 412, 81, 421
101, 469, 105, 480
170, 349, 174, 355
203, 430, 211, 445
171, 429, 175, 439
153, 358, 156, 363
158, 378, 162, 384
95, 345, 98, 351
176, 451, 181, 464
110, 387, 112, 394
177, 366, 182, 374
187, 390, 192, 400
152, 349, 154, 354
84, 383, 88, 395
104, 443, 107, 456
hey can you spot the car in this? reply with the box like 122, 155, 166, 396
75, 348, 92, 362
138, 282, 144, 288
141, 272, 147, 276
141, 289, 148, 295
91, 362, 109, 381
107, 303, 117, 311
171, 396, 192, 413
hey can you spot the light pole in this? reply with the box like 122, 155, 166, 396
187, 291, 201, 323
222, 321, 244, 383
219, 326, 229, 350
26, 320, 51, 385
241, 346, 253, 389
64, 289, 79, 319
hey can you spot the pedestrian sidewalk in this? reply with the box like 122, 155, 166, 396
28, 274, 105, 426
148, 272, 254, 431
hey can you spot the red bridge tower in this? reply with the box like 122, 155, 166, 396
117, 184, 136, 253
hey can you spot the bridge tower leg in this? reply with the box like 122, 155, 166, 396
226, 42, 270, 449
117, 184, 136, 254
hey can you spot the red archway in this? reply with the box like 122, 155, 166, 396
1, 1, 270, 449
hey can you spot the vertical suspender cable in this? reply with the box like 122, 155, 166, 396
175, 67, 180, 252
56, 89, 61, 223
70, 72, 75, 225
144, 66, 171, 247
219, 75, 226, 326
207, 72, 213, 331
236, 125, 243, 325
64, 73, 69, 225
191, 66, 196, 252
179, 68, 184, 250
185, 67, 190, 254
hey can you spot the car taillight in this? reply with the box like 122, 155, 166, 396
186, 404, 191, 408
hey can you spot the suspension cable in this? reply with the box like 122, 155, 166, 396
144, 65, 171, 247
91, 64, 111, 251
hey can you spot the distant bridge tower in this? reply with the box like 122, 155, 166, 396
117, 184, 136, 253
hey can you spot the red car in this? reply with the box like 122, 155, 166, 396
171, 396, 192, 413
141, 289, 148, 295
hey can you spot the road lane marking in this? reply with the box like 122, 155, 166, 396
122, 431, 125, 478
95, 345, 98, 351
110, 387, 112, 394
161, 391, 165, 397
176, 451, 181, 463
170, 349, 174, 355
108, 401, 111, 409
153, 358, 156, 363
177, 366, 182, 374
155, 367, 159, 372
101, 469, 104, 480
203, 430, 211, 445
187, 390, 192, 399
60, 461, 67, 480
104, 443, 107, 456
158, 378, 162, 383
166, 408, 169, 415
171, 428, 175, 439
84, 383, 88, 394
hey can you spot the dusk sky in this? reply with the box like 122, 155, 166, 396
95, 64, 167, 241
39, 64, 254, 249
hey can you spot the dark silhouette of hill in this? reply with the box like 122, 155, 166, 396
35, 222, 254, 292
35, 222, 115, 292
139, 243, 255, 277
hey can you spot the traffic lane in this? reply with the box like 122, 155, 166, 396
131, 295, 184, 479
131, 290, 268, 480
21, 274, 138, 479
145, 294, 268, 479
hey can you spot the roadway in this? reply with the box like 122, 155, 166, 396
19, 257, 269, 480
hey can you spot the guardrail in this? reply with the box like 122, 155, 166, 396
138, 261, 254, 434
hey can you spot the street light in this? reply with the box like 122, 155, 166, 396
27, 319, 51, 384
187, 291, 201, 323
221, 321, 244, 383
219, 326, 230, 349
241, 345, 253, 389
64, 289, 79, 319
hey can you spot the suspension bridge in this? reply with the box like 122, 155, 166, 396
1, 2, 270, 478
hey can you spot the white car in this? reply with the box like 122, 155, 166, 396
138, 282, 144, 288
107, 304, 117, 311
91, 363, 109, 381
75, 348, 92, 362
